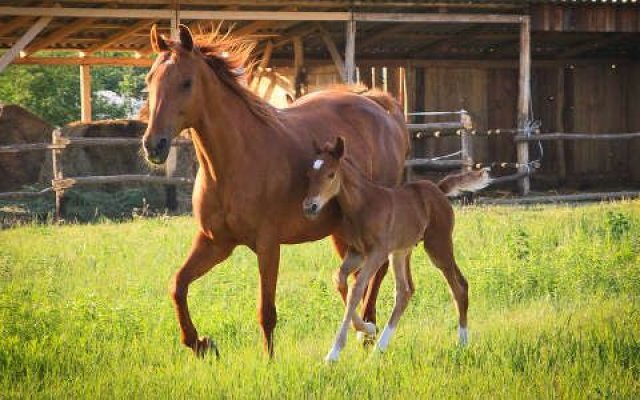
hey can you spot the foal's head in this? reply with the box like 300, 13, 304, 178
303, 136, 346, 219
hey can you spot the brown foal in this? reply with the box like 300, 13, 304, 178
303, 137, 491, 361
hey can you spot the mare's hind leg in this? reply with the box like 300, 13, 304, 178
424, 233, 469, 345
170, 232, 236, 356
376, 249, 415, 352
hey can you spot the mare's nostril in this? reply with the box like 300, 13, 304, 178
310, 203, 318, 212
157, 138, 168, 151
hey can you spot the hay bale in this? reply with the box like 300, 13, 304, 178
0, 104, 54, 191
39, 119, 153, 183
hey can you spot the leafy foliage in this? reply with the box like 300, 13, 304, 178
0, 61, 147, 126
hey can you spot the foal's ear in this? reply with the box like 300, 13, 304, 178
179, 24, 194, 52
333, 136, 345, 159
150, 24, 169, 53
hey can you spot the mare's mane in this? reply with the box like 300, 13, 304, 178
191, 31, 284, 129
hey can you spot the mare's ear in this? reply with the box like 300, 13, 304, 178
332, 136, 345, 160
179, 24, 194, 52
150, 24, 169, 53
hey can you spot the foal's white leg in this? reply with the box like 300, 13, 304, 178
376, 249, 414, 353
334, 251, 377, 339
326, 253, 384, 363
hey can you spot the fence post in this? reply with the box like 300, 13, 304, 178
165, 144, 178, 212
460, 111, 474, 172
51, 129, 67, 220
517, 16, 532, 195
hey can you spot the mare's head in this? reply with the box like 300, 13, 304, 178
303, 136, 346, 219
142, 24, 253, 164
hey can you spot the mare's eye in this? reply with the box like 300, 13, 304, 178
181, 79, 192, 90
328, 172, 335, 179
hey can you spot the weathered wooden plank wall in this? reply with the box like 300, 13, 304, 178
258, 60, 639, 188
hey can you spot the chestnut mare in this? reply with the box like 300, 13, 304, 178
142, 25, 408, 357
303, 137, 491, 362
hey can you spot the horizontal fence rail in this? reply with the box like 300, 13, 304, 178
514, 132, 640, 142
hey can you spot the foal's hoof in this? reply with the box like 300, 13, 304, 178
458, 327, 468, 347
356, 323, 377, 347
195, 336, 220, 359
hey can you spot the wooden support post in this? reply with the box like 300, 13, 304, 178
80, 64, 92, 122
164, 11, 180, 212
51, 129, 67, 221
516, 16, 531, 195
460, 112, 474, 172
0, 16, 51, 73
345, 19, 356, 84
404, 62, 415, 182
317, 26, 346, 82
555, 67, 567, 182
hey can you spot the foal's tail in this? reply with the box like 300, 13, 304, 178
437, 168, 492, 197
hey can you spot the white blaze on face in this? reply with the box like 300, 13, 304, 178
313, 159, 324, 170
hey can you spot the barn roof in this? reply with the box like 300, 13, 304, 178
0, 1, 638, 64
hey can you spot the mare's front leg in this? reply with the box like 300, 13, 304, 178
170, 232, 236, 357
255, 238, 280, 358
326, 251, 386, 363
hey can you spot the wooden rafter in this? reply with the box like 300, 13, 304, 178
411, 25, 483, 58
0, 16, 35, 37
359, 23, 407, 48
316, 24, 346, 81
87, 19, 156, 54
25, 18, 97, 54
0, 16, 52, 72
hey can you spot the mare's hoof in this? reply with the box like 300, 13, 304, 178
195, 336, 220, 359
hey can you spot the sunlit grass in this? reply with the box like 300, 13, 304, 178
1, 201, 639, 398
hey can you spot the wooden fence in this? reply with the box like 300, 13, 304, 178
1, 123, 640, 216
0, 128, 193, 219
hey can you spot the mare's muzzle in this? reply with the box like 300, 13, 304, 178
143, 135, 171, 164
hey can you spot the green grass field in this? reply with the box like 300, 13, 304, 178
1, 201, 639, 399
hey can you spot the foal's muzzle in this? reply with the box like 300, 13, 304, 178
143, 135, 171, 164
302, 198, 321, 219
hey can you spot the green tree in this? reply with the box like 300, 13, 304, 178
0, 61, 147, 126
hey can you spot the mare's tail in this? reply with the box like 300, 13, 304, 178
437, 168, 492, 197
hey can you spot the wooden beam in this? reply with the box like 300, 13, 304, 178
11, 56, 153, 66
25, 17, 96, 54
87, 19, 156, 54
0, 7, 526, 24
317, 24, 346, 82
516, 16, 531, 195
0, 16, 34, 37
80, 64, 91, 122
0, 16, 51, 73
345, 19, 356, 84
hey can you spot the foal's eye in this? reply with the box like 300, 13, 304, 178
328, 172, 335, 179
181, 79, 192, 90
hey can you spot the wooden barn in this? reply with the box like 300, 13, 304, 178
1, 0, 639, 197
